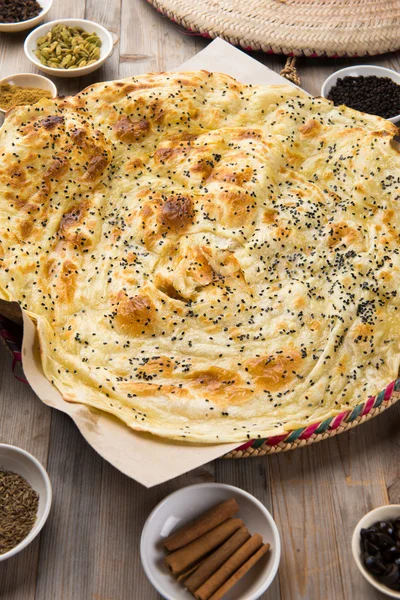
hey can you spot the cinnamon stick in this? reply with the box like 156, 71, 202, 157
177, 560, 204, 582
163, 498, 239, 551
165, 517, 243, 576
185, 526, 251, 593
209, 543, 271, 600
194, 533, 263, 600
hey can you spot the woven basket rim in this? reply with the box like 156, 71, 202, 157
147, 0, 400, 57
224, 381, 400, 457
1, 314, 398, 458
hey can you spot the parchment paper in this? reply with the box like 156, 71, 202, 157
19, 38, 296, 487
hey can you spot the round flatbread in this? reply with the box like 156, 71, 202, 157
0, 71, 399, 442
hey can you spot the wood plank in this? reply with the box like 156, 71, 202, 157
23, 11, 112, 600
0, 341, 52, 600
83, 0, 121, 85
37, 0, 85, 97
270, 405, 400, 600
119, 0, 208, 78
92, 461, 216, 600
33, 410, 104, 600
92, 456, 280, 599
214, 458, 281, 600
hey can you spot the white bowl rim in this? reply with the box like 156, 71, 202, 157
0, 443, 52, 561
352, 505, 400, 599
0, 0, 53, 27
24, 18, 113, 74
140, 482, 281, 600
320, 65, 400, 123
0, 72, 57, 114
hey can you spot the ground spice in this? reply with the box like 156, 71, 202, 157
0, 0, 42, 23
0, 469, 39, 555
327, 75, 400, 119
0, 83, 52, 111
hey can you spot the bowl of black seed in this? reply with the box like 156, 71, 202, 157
352, 505, 400, 598
321, 65, 400, 124
0, 443, 52, 561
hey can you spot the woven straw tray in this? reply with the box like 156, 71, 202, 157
147, 0, 400, 58
1, 309, 399, 459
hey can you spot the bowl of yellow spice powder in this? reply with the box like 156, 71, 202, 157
0, 73, 57, 115
0, 444, 52, 561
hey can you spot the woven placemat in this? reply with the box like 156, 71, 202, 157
1, 314, 399, 459
147, 0, 400, 57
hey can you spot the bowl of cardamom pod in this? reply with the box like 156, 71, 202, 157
24, 18, 114, 78
0, 444, 52, 561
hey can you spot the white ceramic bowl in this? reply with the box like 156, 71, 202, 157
352, 505, 400, 598
140, 483, 281, 600
24, 18, 114, 78
0, 73, 57, 115
0, 0, 53, 33
0, 443, 52, 561
321, 65, 400, 124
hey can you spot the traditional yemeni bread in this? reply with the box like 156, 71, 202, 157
0, 71, 399, 442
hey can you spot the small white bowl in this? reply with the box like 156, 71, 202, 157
0, 0, 53, 33
140, 483, 281, 600
24, 18, 114, 78
0, 443, 52, 561
0, 73, 57, 115
321, 65, 400, 124
352, 505, 400, 598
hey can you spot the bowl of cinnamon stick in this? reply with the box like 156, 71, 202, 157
140, 483, 280, 600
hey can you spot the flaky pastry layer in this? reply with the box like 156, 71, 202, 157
0, 71, 399, 441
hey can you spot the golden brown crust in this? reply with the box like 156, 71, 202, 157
113, 117, 150, 143
113, 292, 159, 337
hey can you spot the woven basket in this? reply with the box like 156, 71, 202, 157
147, 0, 400, 57
1, 314, 399, 458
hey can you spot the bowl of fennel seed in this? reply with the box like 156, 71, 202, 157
0, 444, 52, 561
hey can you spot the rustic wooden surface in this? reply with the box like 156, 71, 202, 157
1, 1, 400, 599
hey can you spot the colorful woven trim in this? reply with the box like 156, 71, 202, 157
235, 378, 400, 453
1, 315, 399, 455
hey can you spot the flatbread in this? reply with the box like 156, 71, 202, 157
0, 71, 399, 442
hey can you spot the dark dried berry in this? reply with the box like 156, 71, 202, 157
363, 539, 380, 556
363, 529, 379, 545
361, 518, 400, 591
0, 0, 42, 23
361, 527, 378, 538
380, 564, 400, 588
375, 533, 396, 549
364, 555, 386, 576
379, 522, 395, 537
383, 546, 400, 561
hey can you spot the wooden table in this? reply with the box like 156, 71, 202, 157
1, 1, 400, 599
